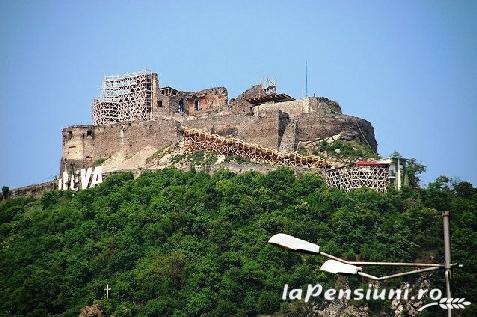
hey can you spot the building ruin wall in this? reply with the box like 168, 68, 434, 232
252, 97, 342, 119
183, 110, 285, 149
61, 71, 377, 174
61, 118, 179, 172
61, 109, 376, 173
155, 87, 228, 117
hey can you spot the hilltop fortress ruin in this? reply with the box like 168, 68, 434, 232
30, 69, 407, 195
62, 70, 377, 169
3, 70, 408, 200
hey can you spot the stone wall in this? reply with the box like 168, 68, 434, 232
229, 84, 264, 115
253, 97, 342, 119
278, 120, 297, 152
254, 99, 308, 119
309, 97, 342, 114
3, 180, 57, 200
190, 87, 228, 115
62, 109, 377, 174
62, 125, 96, 171
295, 113, 377, 151
235, 84, 264, 100
62, 96, 377, 175
183, 110, 285, 149
229, 98, 253, 115
62, 118, 179, 172
155, 87, 228, 116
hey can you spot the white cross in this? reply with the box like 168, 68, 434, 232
104, 284, 111, 299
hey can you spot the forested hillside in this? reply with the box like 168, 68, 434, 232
1, 169, 476, 316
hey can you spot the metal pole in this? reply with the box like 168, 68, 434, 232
443, 211, 452, 317
397, 157, 401, 190
349, 261, 444, 267
305, 61, 308, 97
358, 266, 442, 280
320, 251, 444, 267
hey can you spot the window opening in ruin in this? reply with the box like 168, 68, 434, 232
158, 100, 163, 108
195, 99, 200, 111
86, 130, 93, 137
179, 99, 184, 113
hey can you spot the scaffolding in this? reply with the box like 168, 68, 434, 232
92, 70, 157, 125
182, 127, 341, 169
325, 165, 390, 192
182, 127, 391, 192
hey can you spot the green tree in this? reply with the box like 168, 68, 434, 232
0, 169, 476, 316
406, 158, 426, 188
391, 152, 426, 188
1, 185, 9, 198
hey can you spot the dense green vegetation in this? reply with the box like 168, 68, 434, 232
312, 140, 379, 160
0, 168, 476, 316
171, 151, 218, 166
93, 158, 107, 167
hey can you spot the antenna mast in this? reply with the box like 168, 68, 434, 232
305, 61, 308, 97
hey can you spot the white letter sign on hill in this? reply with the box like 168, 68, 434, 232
58, 166, 103, 191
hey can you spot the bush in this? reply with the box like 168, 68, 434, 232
0, 170, 475, 316
314, 140, 378, 159
1, 186, 9, 198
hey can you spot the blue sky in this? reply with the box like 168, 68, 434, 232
1, 0, 476, 188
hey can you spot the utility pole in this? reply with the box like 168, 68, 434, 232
305, 61, 308, 97
443, 211, 452, 317
397, 157, 401, 191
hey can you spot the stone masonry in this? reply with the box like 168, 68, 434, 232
60, 71, 378, 174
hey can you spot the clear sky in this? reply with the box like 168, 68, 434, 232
1, 0, 476, 188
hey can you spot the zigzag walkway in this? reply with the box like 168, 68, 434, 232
181, 127, 344, 169
181, 127, 390, 192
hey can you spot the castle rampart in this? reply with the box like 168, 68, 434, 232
253, 97, 342, 119
60, 70, 378, 175
61, 118, 179, 172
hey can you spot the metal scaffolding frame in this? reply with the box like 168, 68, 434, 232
183, 127, 392, 192
325, 165, 390, 192
92, 70, 156, 125
182, 127, 339, 169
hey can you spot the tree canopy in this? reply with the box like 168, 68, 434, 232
0, 168, 476, 316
